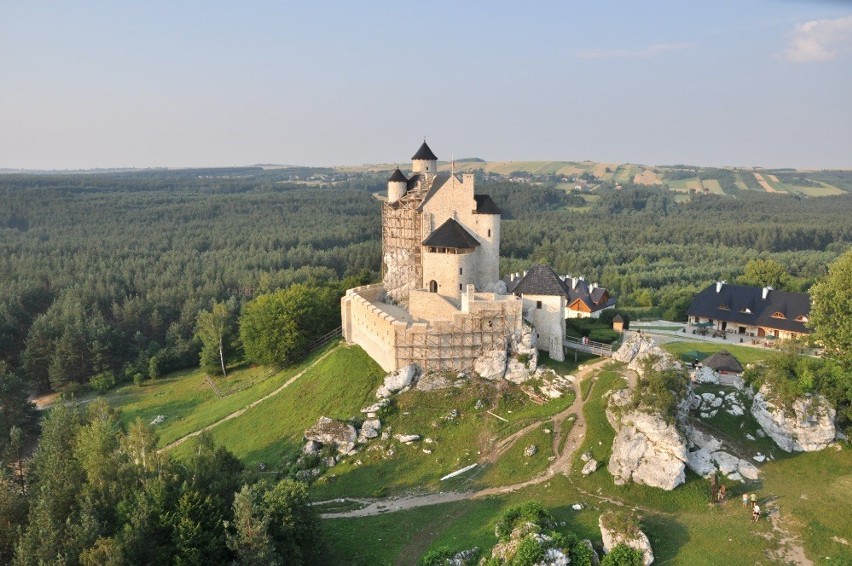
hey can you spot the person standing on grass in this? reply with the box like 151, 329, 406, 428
750, 493, 757, 508
742, 493, 749, 507
718, 483, 726, 502
752, 503, 761, 522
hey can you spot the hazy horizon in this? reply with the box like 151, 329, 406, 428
2, 1, 851, 171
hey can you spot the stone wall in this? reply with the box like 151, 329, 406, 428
343, 284, 523, 374
522, 294, 565, 362
341, 285, 399, 372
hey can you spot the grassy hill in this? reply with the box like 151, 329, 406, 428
104, 343, 850, 564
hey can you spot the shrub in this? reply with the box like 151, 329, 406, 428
511, 537, 544, 565
90, 371, 116, 394
494, 501, 553, 539
601, 543, 643, 566
419, 547, 454, 566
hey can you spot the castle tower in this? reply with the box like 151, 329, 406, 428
387, 168, 408, 203
411, 140, 438, 175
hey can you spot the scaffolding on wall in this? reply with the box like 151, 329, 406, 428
395, 307, 517, 372
381, 191, 424, 303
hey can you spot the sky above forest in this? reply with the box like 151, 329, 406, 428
2, 1, 852, 170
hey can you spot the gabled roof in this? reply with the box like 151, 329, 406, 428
406, 173, 421, 190
416, 172, 452, 210
388, 168, 408, 183
702, 350, 744, 373
412, 141, 438, 161
510, 265, 572, 297
566, 278, 616, 312
473, 194, 502, 215
422, 218, 480, 249
687, 283, 811, 333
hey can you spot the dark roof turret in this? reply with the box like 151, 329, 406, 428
412, 141, 438, 161
388, 168, 408, 182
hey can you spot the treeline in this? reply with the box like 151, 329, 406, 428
500, 185, 851, 319
0, 401, 322, 564
0, 171, 384, 397
2, 173, 851, 400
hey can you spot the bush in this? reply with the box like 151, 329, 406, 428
601, 544, 643, 566
419, 547, 454, 566
570, 540, 598, 566
494, 501, 553, 539
89, 371, 116, 394
512, 537, 544, 565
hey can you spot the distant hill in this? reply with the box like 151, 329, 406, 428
336, 159, 852, 197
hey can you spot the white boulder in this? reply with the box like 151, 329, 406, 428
358, 419, 381, 442
692, 366, 719, 384
474, 350, 507, 381
383, 364, 420, 393
751, 385, 836, 452
416, 372, 454, 391
304, 416, 358, 455
582, 458, 599, 476
612, 334, 680, 377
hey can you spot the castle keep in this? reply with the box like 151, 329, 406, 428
341, 141, 524, 372
341, 141, 614, 373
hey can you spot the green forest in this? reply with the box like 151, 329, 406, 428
1, 169, 850, 400
1, 167, 852, 564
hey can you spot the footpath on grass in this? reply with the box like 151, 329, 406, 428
318, 357, 610, 519
159, 345, 339, 453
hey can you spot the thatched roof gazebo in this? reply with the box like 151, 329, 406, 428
701, 350, 743, 374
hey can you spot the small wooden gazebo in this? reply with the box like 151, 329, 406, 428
701, 350, 743, 374
612, 314, 625, 333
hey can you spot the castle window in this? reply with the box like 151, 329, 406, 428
459, 284, 463, 291
459, 267, 463, 275
488, 229, 491, 237
536, 301, 542, 309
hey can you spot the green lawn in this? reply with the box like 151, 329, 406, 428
473, 421, 555, 488
169, 344, 385, 466
104, 341, 340, 447
311, 376, 577, 500
662, 341, 778, 366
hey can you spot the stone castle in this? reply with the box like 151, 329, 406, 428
341, 141, 615, 374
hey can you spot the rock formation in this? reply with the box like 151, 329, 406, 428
474, 350, 507, 381
304, 416, 358, 455
606, 389, 688, 490
751, 385, 836, 452
612, 334, 681, 377
599, 512, 654, 566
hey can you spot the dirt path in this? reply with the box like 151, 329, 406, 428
320, 358, 610, 519
766, 498, 814, 566
160, 346, 338, 452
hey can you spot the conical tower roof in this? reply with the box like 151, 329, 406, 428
388, 168, 408, 182
412, 141, 438, 161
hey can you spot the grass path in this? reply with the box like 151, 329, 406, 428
160, 345, 339, 452
319, 357, 610, 518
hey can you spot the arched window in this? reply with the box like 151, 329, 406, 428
429, 280, 438, 293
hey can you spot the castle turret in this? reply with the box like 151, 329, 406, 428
387, 168, 408, 203
412, 140, 438, 175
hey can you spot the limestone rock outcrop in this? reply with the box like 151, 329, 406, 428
304, 416, 358, 455
751, 385, 836, 452
606, 389, 688, 490
474, 350, 507, 381
599, 513, 654, 566
612, 334, 680, 377
487, 522, 570, 566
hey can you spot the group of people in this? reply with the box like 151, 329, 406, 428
743, 492, 761, 522
711, 475, 761, 522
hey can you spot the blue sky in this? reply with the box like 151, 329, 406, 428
1, 1, 851, 169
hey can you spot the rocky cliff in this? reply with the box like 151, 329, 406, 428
751, 385, 836, 452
